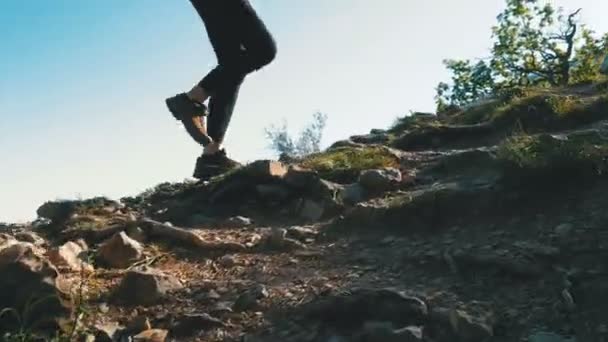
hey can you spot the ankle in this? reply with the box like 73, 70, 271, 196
187, 86, 209, 104
203, 142, 223, 155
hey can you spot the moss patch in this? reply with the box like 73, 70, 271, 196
300, 146, 400, 183
389, 113, 442, 135
449, 89, 608, 133
497, 132, 608, 179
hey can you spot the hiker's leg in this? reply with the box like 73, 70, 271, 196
200, 0, 277, 147
206, 79, 243, 148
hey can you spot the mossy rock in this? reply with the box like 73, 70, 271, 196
451, 89, 608, 132
299, 146, 400, 184
497, 130, 608, 182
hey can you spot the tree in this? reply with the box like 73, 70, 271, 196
435, 59, 495, 109
491, 0, 581, 87
436, 0, 607, 109
264, 112, 328, 158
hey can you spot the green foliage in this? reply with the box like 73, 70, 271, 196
497, 132, 608, 176
436, 0, 608, 108
570, 30, 608, 84
389, 112, 441, 133
436, 60, 495, 109
300, 146, 400, 182
265, 112, 328, 158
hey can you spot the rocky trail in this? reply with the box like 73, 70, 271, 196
2, 85, 608, 341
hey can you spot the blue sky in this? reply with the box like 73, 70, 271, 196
1, 0, 606, 223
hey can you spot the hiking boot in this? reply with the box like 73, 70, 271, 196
193, 149, 241, 180
165, 93, 213, 145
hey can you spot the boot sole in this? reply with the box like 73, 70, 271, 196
165, 97, 183, 121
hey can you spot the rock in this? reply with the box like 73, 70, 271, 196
234, 285, 269, 312
126, 316, 152, 335
448, 309, 493, 342
48, 240, 94, 273
0, 243, 71, 331
265, 228, 307, 251
256, 184, 291, 200
299, 200, 325, 222
36, 200, 77, 224
0, 234, 22, 251
223, 216, 253, 228
284, 165, 320, 189
528, 332, 576, 342
554, 223, 574, 237
286, 226, 317, 241
126, 225, 147, 243
97, 232, 144, 269
359, 168, 402, 193
133, 329, 168, 342
350, 132, 391, 145
218, 255, 237, 267
328, 140, 366, 150
93, 322, 123, 342
14, 231, 45, 246
395, 326, 424, 341
242, 160, 288, 180
357, 322, 423, 342
299, 288, 428, 329
112, 267, 182, 306
370, 128, 387, 135
171, 313, 225, 337
340, 183, 366, 204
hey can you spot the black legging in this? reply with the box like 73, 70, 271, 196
190, 0, 277, 144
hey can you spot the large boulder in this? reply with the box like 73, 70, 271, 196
112, 267, 182, 306
0, 243, 71, 331
97, 232, 144, 269
358, 168, 402, 193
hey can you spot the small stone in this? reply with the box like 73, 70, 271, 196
126, 226, 147, 243
448, 309, 493, 342
270, 228, 287, 245
14, 231, 45, 246
266, 228, 307, 251
555, 223, 574, 237
286, 226, 317, 241
93, 322, 123, 342
126, 315, 152, 335
112, 266, 182, 306
48, 240, 94, 273
98, 303, 110, 314
171, 313, 225, 337
206, 289, 221, 300
223, 216, 253, 228
97, 232, 144, 269
133, 329, 168, 342
210, 301, 233, 315
219, 255, 237, 267
234, 285, 269, 312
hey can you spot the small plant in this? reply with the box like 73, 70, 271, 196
265, 112, 328, 159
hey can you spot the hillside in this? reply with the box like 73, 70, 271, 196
2, 83, 608, 342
